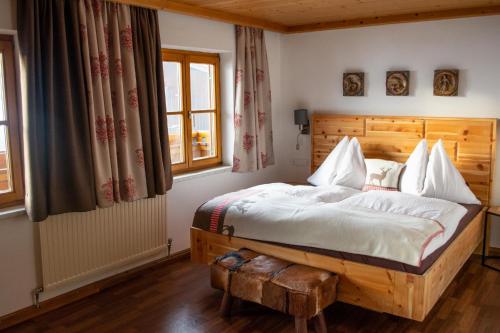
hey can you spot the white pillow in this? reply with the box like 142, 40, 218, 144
331, 137, 366, 190
307, 136, 349, 186
400, 139, 428, 195
421, 140, 480, 204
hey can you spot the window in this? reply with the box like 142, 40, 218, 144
162, 49, 222, 174
0, 36, 23, 207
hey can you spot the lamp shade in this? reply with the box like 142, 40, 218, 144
294, 109, 308, 125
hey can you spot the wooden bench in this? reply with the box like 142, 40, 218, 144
210, 249, 338, 333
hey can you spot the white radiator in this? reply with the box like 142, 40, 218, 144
38, 196, 168, 291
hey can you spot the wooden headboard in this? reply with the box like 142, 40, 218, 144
311, 114, 497, 205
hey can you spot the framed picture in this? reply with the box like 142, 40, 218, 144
434, 70, 459, 96
343, 72, 364, 96
386, 71, 409, 96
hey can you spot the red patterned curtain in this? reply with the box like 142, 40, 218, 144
232, 26, 274, 173
18, 0, 171, 221
79, 0, 147, 206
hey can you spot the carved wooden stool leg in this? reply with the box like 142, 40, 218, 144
313, 311, 327, 333
220, 291, 233, 317
295, 317, 308, 333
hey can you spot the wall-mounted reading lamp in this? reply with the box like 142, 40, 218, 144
294, 109, 310, 150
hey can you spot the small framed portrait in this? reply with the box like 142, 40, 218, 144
343, 72, 364, 96
386, 71, 409, 96
434, 70, 459, 96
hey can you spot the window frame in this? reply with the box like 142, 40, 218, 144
162, 49, 222, 175
0, 35, 24, 208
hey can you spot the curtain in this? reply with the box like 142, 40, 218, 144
79, 0, 147, 206
130, 6, 173, 196
18, 0, 97, 222
18, 0, 173, 221
232, 25, 274, 173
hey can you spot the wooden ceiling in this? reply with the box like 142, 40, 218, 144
118, 0, 500, 33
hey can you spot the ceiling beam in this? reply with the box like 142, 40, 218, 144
286, 5, 500, 34
113, 0, 288, 33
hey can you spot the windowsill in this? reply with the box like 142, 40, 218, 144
173, 165, 232, 184
0, 167, 234, 218
0, 205, 27, 220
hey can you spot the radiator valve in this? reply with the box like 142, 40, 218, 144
167, 238, 173, 256
33, 287, 44, 308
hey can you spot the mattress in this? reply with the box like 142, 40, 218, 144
193, 183, 482, 274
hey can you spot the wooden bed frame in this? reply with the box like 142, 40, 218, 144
191, 114, 497, 321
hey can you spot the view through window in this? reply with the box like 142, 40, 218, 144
0, 36, 23, 207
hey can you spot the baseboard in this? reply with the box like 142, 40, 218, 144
490, 246, 500, 256
0, 249, 191, 330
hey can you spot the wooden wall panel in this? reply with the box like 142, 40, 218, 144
366, 118, 424, 139
313, 116, 364, 136
311, 114, 497, 205
426, 140, 457, 159
357, 137, 420, 163
458, 142, 492, 161
425, 119, 494, 143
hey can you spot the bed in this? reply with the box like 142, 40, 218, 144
190, 114, 497, 321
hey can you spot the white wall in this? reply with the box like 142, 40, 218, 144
0, 0, 14, 31
0, 0, 41, 319
280, 15, 500, 243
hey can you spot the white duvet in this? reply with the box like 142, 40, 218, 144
222, 183, 467, 266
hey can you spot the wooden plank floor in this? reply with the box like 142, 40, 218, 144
4, 256, 500, 333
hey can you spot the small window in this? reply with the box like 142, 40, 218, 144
0, 36, 23, 207
162, 49, 222, 174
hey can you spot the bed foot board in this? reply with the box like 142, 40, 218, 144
190, 208, 484, 322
